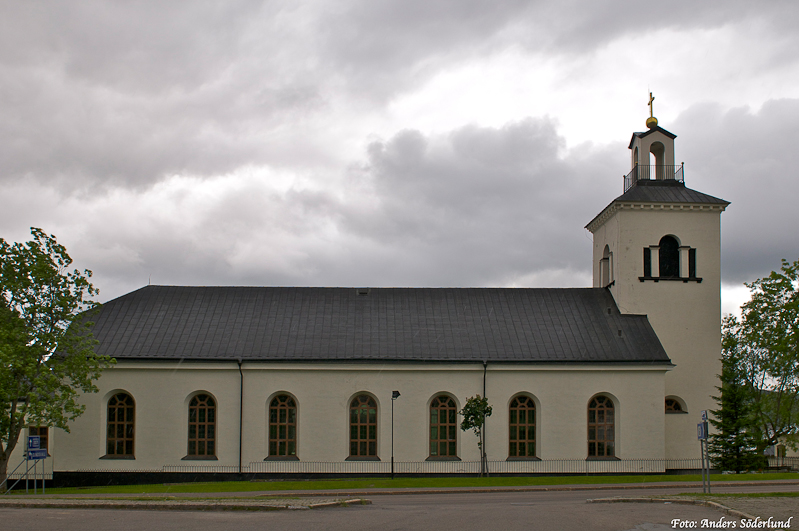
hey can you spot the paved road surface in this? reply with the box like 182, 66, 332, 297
4, 482, 798, 531
0, 488, 757, 531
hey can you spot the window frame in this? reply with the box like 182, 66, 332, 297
347, 394, 379, 461
185, 393, 218, 460
267, 394, 299, 460
665, 397, 687, 414
28, 426, 49, 456
104, 392, 135, 459
428, 394, 459, 461
587, 395, 617, 460
508, 395, 538, 460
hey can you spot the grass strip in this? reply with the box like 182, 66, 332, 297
13, 472, 798, 496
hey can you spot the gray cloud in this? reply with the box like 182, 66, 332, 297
673, 99, 799, 285
64, 117, 621, 299
1, 1, 797, 307
3, 0, 795, 194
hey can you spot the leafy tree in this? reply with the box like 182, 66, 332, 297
722, 258, 799, 454
708, 353, 766, 472
0, 228, 113, 489
460, 395, 492, 476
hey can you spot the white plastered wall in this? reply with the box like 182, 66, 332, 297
590, 204, 724, 460
53, 360, 668, 471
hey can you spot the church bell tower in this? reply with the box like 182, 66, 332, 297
585, 94, 730, 459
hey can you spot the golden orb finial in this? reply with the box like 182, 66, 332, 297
646, 92, 658, 129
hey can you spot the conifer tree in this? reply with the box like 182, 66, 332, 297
708, 354, 766, 473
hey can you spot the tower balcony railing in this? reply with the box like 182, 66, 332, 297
624, 163, 684, 192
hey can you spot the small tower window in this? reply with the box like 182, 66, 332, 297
658, 236, 679, 278
665, 398, 683, 413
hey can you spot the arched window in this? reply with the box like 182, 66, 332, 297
188, 394, 216, 457
509, 396, 536, 458
665, 398, 683, 413
349, 395, 377, 458
29, 426, 48, 455
269, 394, 297, 458
430, 395, 458, 459
588, 395, 615, 458
107, 392, 134, 457
659, 236, 679, 278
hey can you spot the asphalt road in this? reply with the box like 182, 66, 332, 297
3, 484, 797, 531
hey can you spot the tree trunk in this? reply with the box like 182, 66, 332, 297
0, 454, 9, 493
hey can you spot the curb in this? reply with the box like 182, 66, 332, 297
0, 498, 371, 512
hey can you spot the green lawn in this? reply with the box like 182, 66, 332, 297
15, 472, 799, 496
679, 491, 799, 499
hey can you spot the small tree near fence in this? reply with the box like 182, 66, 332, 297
460, 395, 492, 476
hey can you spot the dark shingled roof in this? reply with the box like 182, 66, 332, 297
90, 286, 670, 364
586, 180, 729, 230
614, 180, 729, 205
628, 126, 677, 148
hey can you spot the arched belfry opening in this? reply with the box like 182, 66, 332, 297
650, 142, 666, 180
600, 245, 612, 287
624, 94, 680, 191
658, 235, 679, 278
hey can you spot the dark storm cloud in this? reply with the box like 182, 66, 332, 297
673, 99, 799, 285
3, 0, 794, 193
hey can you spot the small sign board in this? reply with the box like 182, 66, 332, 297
27, 436, 40, 450
27, 449, 47, 460
697, 422, 707, 440
701, 410, 708, 421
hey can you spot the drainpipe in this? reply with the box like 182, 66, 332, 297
482, 360, 488, 476
237, 359, 243, 475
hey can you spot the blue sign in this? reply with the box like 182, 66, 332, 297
27, 435, 40, 450
697, 422, 708, 440
27, 449, 47, 460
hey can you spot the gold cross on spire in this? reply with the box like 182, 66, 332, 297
646, 92, 658, 129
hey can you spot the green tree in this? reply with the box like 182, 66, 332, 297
708, 353, 766, 472
0, 228, 113, 488
460, 395, 492, 476
723, 258, 799, 454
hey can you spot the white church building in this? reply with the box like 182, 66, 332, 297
12, 116, 732, 486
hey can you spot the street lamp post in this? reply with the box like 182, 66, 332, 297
391, 390, 400, 479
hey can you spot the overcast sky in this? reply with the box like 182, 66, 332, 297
1, 1, 797, 315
